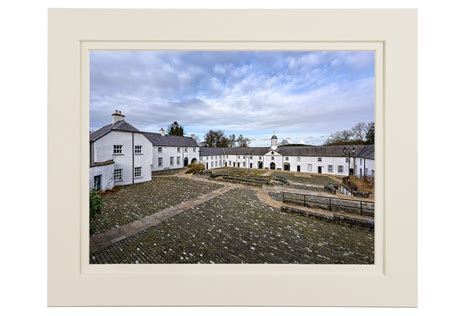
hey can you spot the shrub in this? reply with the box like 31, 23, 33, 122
89, 189, 103, 219
186, 163, 205, 174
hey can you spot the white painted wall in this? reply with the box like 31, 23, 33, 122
89, 163, 115, 191
354, 158, 375, 177
92, 131, 153, 186
152, 146, 200, 171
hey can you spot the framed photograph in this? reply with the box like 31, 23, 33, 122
48, 9, 417, 306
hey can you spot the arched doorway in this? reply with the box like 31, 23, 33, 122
184, 157, 189, 166
258, 161, 263, 169
270, 162, 276, 170
190, 158, 197, 164
284, 163, 290, 171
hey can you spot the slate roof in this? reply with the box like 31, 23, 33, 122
199, 147, 270, 156
275, 145, 366, 157
199, 147, 226, 156
143, 132, 199, 147
90, 120, 141, 142
355, 144, 374, 159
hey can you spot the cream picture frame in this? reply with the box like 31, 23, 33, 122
48, 9, 417, 306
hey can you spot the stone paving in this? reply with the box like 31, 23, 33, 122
90, 177, 223, 236
90, 188, 374, 264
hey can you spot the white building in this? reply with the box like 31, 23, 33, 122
143, 130, 200, 171
89, 111, 153, 190
200, 134, 375, 178
90, 114, 375, 191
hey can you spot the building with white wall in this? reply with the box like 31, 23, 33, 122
200, 134, 375, 178
89, 111, 153, 190
143, 130, 199, 172
90, 114, 375, 191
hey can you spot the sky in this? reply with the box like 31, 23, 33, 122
90, 50, 374, 146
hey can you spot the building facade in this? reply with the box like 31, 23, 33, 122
90, 113, 375, 191
200, 134, 375, 178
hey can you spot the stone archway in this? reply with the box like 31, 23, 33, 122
184, 157, 189, 166
270, 162, 276, 170
190, 158, 197, 164
284, 162, 290, 171
258, 161, 263, 169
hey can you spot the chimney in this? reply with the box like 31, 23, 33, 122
112, 110, 125, 124
159, 128, 166, 136
190, 133, 196, 140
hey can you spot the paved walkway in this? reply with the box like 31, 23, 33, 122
91, 170, 372, 253
90, 184, 234, 253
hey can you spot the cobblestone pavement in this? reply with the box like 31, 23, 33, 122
90, 177, 223, 236
90, 188, 374, 264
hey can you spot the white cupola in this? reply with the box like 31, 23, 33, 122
270, 133, 278, 150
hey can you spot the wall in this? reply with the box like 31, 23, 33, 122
92, 131, 153, 185
152, 146, 200, 171
89, 163, 114, 191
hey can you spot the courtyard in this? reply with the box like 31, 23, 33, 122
90, 169, 374, 264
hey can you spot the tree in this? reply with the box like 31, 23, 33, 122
203, 129, 227, 147
324, 130, 354, 145
351, 122, 369, 141
279, 139, 290, 146
226, 134, 237, 148
366, 122, 375, 144
236, 134, 251, 147
167, 121, 184, 136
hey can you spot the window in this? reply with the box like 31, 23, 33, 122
238, 155, 240, 159
206, 156, 208, 161
114, 169, 122, 181
134, 167, 142, 178
158, 147, 162, 153
226, 155, 229, 158
185, 147, 188, 152
318, 157, 322, 162
243, 162, 246, 167
193, 147, 196, 152
158, 157, 163, 167
113, 145, 123, 154
211, 161, 214, 167
271, 156, 274, 161
338, 165, 344, 173
285, 157, 289, 161
360, 158, 363, 164
170, 157, 174, 165
371, 170, 375, 176
177, 147, 181, 153
345, 157, 350, 163
297, 157, 301, 162
259, 156, 262, 160
134, 145, 142, 154
307, 164, 312, 172
250, 156, 253, 160
328, 165, 333, 173
177, 156, 181, 165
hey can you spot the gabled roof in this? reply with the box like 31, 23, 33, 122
199, 147, 226, 156
90, 120, 141, 142
143, 132, 199, 147
355, 144, 374, 159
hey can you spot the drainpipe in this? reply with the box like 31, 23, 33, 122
132, 132, 135, 184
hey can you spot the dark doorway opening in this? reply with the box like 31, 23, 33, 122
318, 166, 322, 173
270, 162, 276, 170
250, 163, 253, 168
191, 158, 197, 164
297, 165, 301, 172
93, 175, 101, 190
258, 161, 263, 169
284, 163, 290, 171
184, 157, 189, 166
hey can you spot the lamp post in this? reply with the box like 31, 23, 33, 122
343, 145, 356, 176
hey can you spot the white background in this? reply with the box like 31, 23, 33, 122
0, 0, 472, 314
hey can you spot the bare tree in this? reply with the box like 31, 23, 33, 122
351, 122, 369, 141
236, 134, 251, 147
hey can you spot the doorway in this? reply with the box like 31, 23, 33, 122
318, 166, 322, 173
270, 162, 276, 170
184, 157, 189, 166
284, 163, 290, 171
297, 165, 301, 172
258, 161, 263, 169
93, 175, 101, 190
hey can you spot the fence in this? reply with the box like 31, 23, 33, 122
281, 192, 374, 217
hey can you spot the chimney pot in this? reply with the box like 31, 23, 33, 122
112, 110, 125, 124
160, 128, 165, 136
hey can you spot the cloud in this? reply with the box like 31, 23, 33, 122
90, 51, 374, 145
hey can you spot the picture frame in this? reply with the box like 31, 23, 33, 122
48, 9, 417, 306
